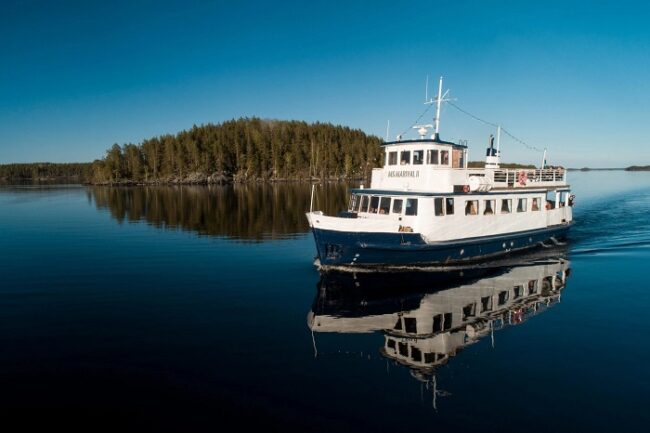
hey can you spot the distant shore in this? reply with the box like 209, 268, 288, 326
3, 162, 650, 185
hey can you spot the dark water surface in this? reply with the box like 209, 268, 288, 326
1, 173, 649, 431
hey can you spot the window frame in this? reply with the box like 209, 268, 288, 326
412, 150, 424, 165
434, 197, 444, 216
392, 198, 403, 214
517, 197, 528, 213
400, 151, 411, 165
501, 199, 512, 214
360, 195, 370, 212
531, 197, 540, 211
379, 197, 391, 214
440, 150, 449, 165
446, 198, 455, 215
465, 200, 479, 215
484, 199, 495, 215
369, 196, 380, 213
427, 149, 439, 165
405, 198, 418, 216
388, 151, 398, 166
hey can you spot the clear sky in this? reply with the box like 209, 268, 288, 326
1, 0, 648, 167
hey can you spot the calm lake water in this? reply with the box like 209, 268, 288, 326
1, 172, 649, 431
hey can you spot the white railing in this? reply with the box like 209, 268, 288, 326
493, 168, 566, 187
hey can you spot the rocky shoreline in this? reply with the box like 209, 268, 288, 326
86, 171, 363, 186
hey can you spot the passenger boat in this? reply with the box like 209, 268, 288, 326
306, 78, 574, 270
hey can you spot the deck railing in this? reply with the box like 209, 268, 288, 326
493, 168, 566, 187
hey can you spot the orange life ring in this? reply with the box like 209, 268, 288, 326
462, 185, 470, 193
518, 171, 528, 186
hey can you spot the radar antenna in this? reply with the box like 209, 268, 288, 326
412, 124, 434, 138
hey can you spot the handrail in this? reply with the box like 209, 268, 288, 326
493, 168, 566, 185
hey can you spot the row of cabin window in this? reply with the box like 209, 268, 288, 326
351, 195, 544, 217
387, 149, 450, 166
462, 197, 543, 216
351, 195, 419, 216
392, 279, 542, 337
386, 338, 446, 364
393, 280, 539, 334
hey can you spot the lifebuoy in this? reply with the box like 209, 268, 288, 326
462, 185, 470, 193
518, 171, 528, 186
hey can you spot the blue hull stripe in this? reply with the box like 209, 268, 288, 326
312, 224, 570, 267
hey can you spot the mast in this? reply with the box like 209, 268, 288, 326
434, 76, 443, 136
425, 76, 452, 139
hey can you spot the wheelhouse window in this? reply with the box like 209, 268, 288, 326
405, 198, 418, 216
501, 199, 512, 214
400, 151, 411, 165
427, 149, 439, 165
388, 151, 398, 165
392, 199, 403, 214
440, 150, 449, 165
404, 317, 417, 333
434, 198, 444, 216
360, 195, 369, 212
432, 313, 452, 332
465, 200, 479, 215
379, 197, 391, 214
446, 198, 455, 215
413, 150, 424, 165
484, 199, 495, 215
517, 198, 528, 213
369, 196, 380, 213
532, 197, 540, 211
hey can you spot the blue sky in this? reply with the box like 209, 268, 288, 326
1, 0, 648, 167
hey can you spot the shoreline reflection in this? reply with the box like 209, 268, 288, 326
308, 248, 571, 409
88, 184, 349, 240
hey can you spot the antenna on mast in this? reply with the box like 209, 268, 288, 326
385, 120, 390, 141
425, 75, 429, 103
424, 76, 453, 139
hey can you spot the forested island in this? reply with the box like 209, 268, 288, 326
89, 118, 383, 184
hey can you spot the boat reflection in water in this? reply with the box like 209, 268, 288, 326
307, 248, 571, 409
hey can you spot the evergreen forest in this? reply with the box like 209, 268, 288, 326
89, 118, 384, 184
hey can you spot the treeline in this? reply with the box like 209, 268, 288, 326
90, 118, 384, 184
626, 165, 650, 171
0, 163, 92, 181
468, 161, 537, 169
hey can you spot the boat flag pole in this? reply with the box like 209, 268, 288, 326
541, 148, 547, 170
310, 184, 315, 212
496, 125, 501, 157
